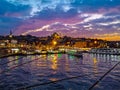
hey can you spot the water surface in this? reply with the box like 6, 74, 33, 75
0, 53, 120, 90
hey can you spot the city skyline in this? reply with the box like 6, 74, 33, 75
0, 0, 120, 41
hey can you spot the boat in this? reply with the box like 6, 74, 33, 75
68, 51, 83, 57
89, 48, 120, 55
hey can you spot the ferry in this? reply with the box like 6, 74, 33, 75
89, 48, 120, 55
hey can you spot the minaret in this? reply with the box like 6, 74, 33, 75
9, 30, 13, 38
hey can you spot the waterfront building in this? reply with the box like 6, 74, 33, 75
74, 41, 87, 48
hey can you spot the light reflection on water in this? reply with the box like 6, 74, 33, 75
0, 53, 119, 90
51, 54, 58, 70
93, 57, 98, 76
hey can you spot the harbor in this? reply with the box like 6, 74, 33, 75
89, 48, 120, 55
0, 34, 120, 90
0, 50, 120, 90
0, 0, 120, 90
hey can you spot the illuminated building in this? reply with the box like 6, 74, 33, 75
74, 41, 87, 48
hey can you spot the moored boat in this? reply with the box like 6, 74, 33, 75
89, 48, 120, 55
68, 51, 83, 57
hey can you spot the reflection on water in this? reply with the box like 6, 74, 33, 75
65, 54, 70, 72
51, 54, 58, 70
93, 58, 97, 64
7, 56, 19, 68
93, 58, 98, 76
0, 53, 120, 90
91, 54, 120, 62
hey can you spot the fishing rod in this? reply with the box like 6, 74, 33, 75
88, 61, 120, 90
0, 55, 43, 84
16, 73, 93, 90
0, 55, 42, 83
0, 53, 15, 58
0, 55, 43, 75
0, 56, 24, 66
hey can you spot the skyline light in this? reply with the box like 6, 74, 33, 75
0, 0, 120, 41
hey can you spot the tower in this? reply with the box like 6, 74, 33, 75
9, 30, 13, 38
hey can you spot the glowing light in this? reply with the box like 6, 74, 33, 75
53, 41, 57, 45
93, 58, 97, 64
11, 48, 19, 53
93, 58, 98, 75
94, 41, 97, 44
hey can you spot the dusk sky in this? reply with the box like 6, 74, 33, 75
0, 0, 120, 41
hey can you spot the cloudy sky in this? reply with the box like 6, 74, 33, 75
0, 0, 120, 40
